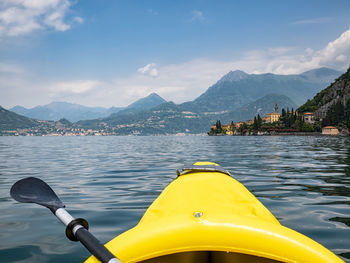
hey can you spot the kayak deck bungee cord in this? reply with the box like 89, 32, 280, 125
11, 162, 344, 263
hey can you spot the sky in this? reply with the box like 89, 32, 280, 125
1, 0, 350, 109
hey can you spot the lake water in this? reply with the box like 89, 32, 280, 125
0, 136, 349, 262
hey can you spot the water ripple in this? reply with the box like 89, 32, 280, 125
0, 136, 349, 262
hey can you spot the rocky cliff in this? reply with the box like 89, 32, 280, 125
298, 66, 350, 119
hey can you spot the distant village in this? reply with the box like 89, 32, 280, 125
209, 104, 342, 136
2, 127, 117, 137
0, 118, 122, 136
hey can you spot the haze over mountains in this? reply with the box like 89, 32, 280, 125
2, 67, 342, 134
10, 93, 166, 122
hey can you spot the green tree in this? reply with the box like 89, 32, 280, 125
323, 101, 345, 126
281, 108, 286, 118
302, 122, 315, 132
293, 116, 304, 132
345, 99, 350, 128
230, 121, 235, 133
314, 121, 322, 132
238, 123, 248, 135
257, 114, 262, 128
216, 120, 222, 134
253, 116, 258, 131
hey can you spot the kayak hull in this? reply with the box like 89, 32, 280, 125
85, 163, 343, 263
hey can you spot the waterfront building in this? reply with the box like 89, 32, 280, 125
222, 124, 231, 130
235, 122, 244, 128
303, 112, 315, 124
266, 104, 280, 123
221, 124, 233, 135
322, 126, 339, 135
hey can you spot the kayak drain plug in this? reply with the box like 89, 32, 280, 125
194, 212, 203, 218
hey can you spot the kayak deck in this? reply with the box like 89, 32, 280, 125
85, 162, 343, 263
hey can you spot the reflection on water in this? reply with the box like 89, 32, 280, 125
0, 136, 349, 262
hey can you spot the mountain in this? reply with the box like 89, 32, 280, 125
78, 94, 297, 135
0, 106, 39, 131
0, 106, 88, 135
298, 66, 350, 127
4, 68, 342, 135
217, 70, 249, 83
125, 93, 166, 111
221, 94, 298, 123
299, 67, 342, 82
115, 93, 167, 115
10, 102, 115, 122
181, 67, 341, 113
78, 102, 212, 135
77, 67, 342, 134
10, 93, 166, 122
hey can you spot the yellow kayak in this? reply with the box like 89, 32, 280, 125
85, 162, 344, 263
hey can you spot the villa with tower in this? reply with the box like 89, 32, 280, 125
266, 103, 281, 123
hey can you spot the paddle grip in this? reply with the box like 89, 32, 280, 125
75, 227, 120, 263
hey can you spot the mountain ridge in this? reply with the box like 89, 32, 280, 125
180, 67, 341, 114
77, 93, 298, 134
10, 93, 167, 122
221, 94, 297, 123
116, 92, 167, 115
217, 70, 249, 83
2, 67, 344, 135
0, 106, 39, 130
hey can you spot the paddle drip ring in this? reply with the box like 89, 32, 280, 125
66, 218, 89, 241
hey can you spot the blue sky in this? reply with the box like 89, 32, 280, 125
1, 0, 350, 108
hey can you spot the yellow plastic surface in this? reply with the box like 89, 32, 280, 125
85, 163, 344, 263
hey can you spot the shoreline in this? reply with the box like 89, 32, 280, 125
1, 132, 348, 137
209, 132, 349, 137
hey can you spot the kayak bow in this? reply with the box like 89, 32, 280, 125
86, 162, 344, 263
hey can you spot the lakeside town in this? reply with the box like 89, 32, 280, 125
208, 104, 346, 136
0, 118, 120, 136
1, 103, 347, 137
2, 128, 118, 136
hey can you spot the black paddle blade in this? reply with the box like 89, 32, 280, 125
10, 177, 65, 212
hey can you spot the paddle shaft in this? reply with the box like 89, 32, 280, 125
55, 208, 121, 263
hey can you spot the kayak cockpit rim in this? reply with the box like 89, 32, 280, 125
176, 163, 230, 177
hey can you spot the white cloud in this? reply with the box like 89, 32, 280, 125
308, 28, 350, 70
290, 17, 333, 25
137, 63, 158, 77
2, 26, 350, 109
191, 10, 204, 22
255, 27, 350, 74
108, 28, 350, 105
0, 62, 25, 74
73, 16, 83, 24
49, 80, 102, 97
0, 0, 81, 37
